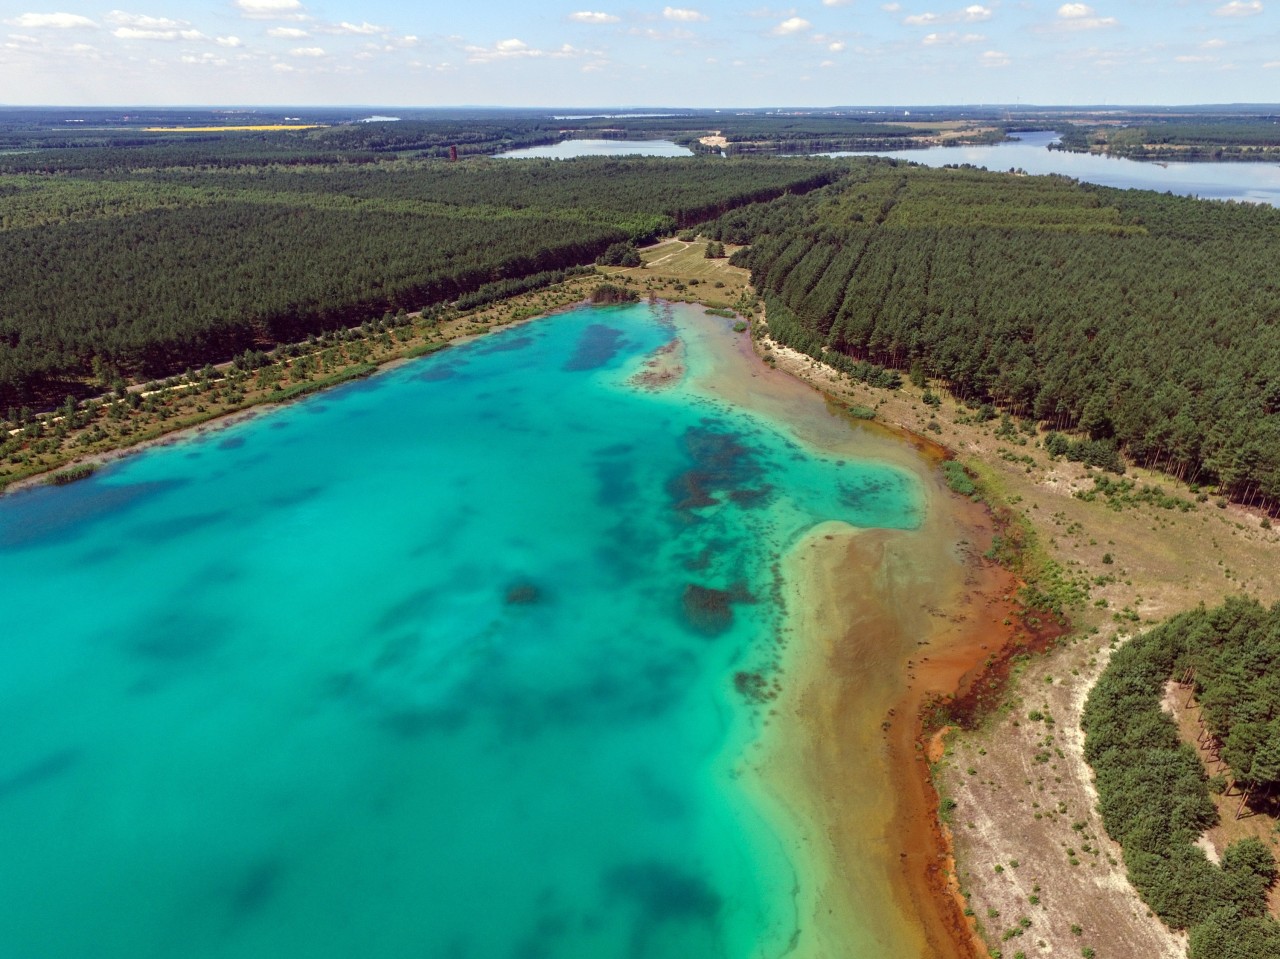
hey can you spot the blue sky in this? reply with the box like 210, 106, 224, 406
1, 1, 1277, 106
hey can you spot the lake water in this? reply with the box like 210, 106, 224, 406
495, 129, 1280, 206
496, 138, 694, 159
839, 130, 1280, 207
0, 302, 920, 959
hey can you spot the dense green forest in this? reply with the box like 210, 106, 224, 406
0, 152, 839, 405
1082, 598, 1280, 959
1054, 115, 1280, 162
717, 160, 1280, 507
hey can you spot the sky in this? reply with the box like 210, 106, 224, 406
1, 1, 1277, 107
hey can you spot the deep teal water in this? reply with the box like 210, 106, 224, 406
0, 302, 921, 959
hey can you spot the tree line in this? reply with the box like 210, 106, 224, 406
714, 158, 1280, 508
0, 153, 841, 407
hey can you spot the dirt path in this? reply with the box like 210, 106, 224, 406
642, 239, 692, 266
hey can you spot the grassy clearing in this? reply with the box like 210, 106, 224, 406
600, 238, 754, 312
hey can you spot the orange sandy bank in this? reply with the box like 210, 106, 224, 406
758, 493, 1017, 958
680, 312, 1018, 957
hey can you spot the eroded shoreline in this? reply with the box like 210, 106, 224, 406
679, 309, 1015, 958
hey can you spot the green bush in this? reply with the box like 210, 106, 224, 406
940, 460, 977, 497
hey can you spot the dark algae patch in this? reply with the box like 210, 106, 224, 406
667, 424, 772, 514
0, 748, 82, 801
563, 324, 627, 372
681, 582, 755, 637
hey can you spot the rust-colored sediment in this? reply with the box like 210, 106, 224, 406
690, 313, 1040, 958
765, 496, 1024, 959
882, 495, 1019, 959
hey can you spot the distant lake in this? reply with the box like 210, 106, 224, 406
497, 130, 1280, 206
836, 130, 1280, 207
497, 138, 694, 159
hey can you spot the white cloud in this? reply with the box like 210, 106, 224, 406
569, 11, 620, 23
323, 21, 385, 35
235, 0, 307, 21
1214, 0, 1262, 15
980, 48, 1009, 66
216, 35, 242, 47
823, 0, 853, 5
904, 4, 991, 26
268, 27, 308, 37
1201, 37, 1228, 48
104, 14, 206, 41
1265, 59, 1280, 67
113, 26, 205, 40
901, 3, 988, 25
923, 30, 984, 44
181, 51, 227, 66
464, 37, 597, 63
271, 61, 295, 71
829, 40, 846, 51
774, 16, 812, 34
1175, 54, 1214, 62
290, 45, 325, 56
663, 7, 708, 21
6, 12, 95, 29
882, 2, 901, 8
105, 12, 184, 29
630, 25, 694, 40
1054, 4, 1116, 29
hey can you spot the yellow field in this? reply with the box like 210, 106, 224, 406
142, 125, 325, 132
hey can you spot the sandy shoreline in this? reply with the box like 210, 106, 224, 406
754, 489, 1015, 958
674, 308, 1015, 957
1, 406, 274, 497
0, 296, 599, 499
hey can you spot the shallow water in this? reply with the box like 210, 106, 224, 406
0, 303, 921, 959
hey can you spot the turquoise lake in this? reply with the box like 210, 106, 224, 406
0, 302, 921, 958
